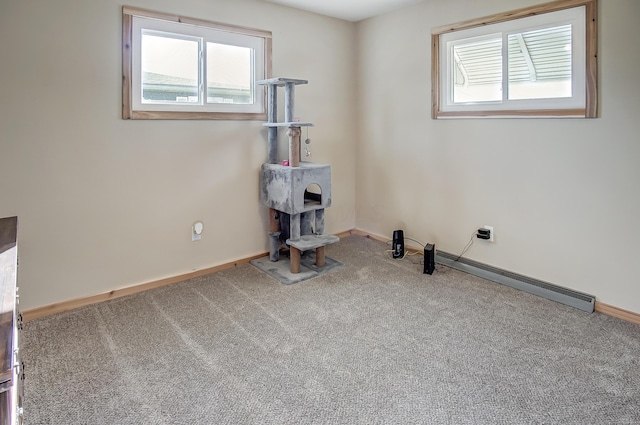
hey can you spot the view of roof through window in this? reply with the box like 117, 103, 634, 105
141, 32, 252, 105
453, 24, 572, 103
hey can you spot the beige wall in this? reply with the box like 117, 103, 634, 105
0, 0, 357, 310
3, 0, 640, 316
356, 0, 640, 313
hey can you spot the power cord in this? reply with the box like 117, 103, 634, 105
454, 230, 477, 262
404, 237, 426, 248
385, 236, 425, 259
385, 249, 422, 260
384, 230, 480, 271
385, 235, 426, 270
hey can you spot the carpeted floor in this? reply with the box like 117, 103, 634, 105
22, 235, 640, 424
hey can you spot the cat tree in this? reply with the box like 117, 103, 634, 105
252, 78, 340, 283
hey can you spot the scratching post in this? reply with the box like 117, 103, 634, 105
315, 246, 326, 267
290, 247, 301, 274
288, 127, 301, 168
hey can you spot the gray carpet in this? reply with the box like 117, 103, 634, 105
22, 235, 640, 424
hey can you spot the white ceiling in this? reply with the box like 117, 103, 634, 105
264, 0, 423, 22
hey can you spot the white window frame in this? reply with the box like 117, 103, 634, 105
122, 6, 272, 120
431, 0, 597, 119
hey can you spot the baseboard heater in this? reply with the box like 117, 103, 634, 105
435, 251, 595, 313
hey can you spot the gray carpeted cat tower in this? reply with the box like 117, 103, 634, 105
251, 78, 342, 284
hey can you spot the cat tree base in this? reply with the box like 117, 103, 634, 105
250, 250, 344, 285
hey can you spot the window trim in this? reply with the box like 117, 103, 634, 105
122, 6, 272, 120
431, 0, 597, 119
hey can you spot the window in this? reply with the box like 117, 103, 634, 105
431, 0, 597, 118
122, 7, 272, 120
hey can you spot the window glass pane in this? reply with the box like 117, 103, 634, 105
141, 33, 199, 104
508, 25, 572, 100
452, 36, 502, 103
207, 43, 252, 104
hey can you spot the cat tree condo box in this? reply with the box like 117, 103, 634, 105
260, 162, 332, 215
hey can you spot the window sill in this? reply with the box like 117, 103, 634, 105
434, 108, 589, 119
124, 110, 268, 121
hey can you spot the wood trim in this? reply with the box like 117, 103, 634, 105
23, 229, 357, 322
436, 109, 587, 118
335, 229, 361, 239
431, 0, 598, 120
28, 227, 638, 326
431, 34, 440, 120
584, 0, 598, 118
122, 14, 133, 120
22, 252, 268, 322
595, 302, 640, 326
122, 6, 273, 39
431, 0, 596, 35
129, 111, 268, 121
261, 36, 273, 115
350, 228, 388, 243
265, 36, 273, 83
121, 5, 272, 121
349, 229, 423, 254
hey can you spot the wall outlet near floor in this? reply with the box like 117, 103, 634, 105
192, 222, 204, 241
484, 225, 494, 242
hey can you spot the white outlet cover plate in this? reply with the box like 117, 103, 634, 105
192, 225, 202, 241
484, 225, 494, 242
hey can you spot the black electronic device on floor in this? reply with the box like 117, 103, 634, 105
392, 230, 404, 259
424, 243, 435, 275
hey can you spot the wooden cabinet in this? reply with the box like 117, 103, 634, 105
0, 217, 23, 424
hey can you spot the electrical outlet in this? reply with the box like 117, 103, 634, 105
192, 222, 204, 241
484, 225, 494, 242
